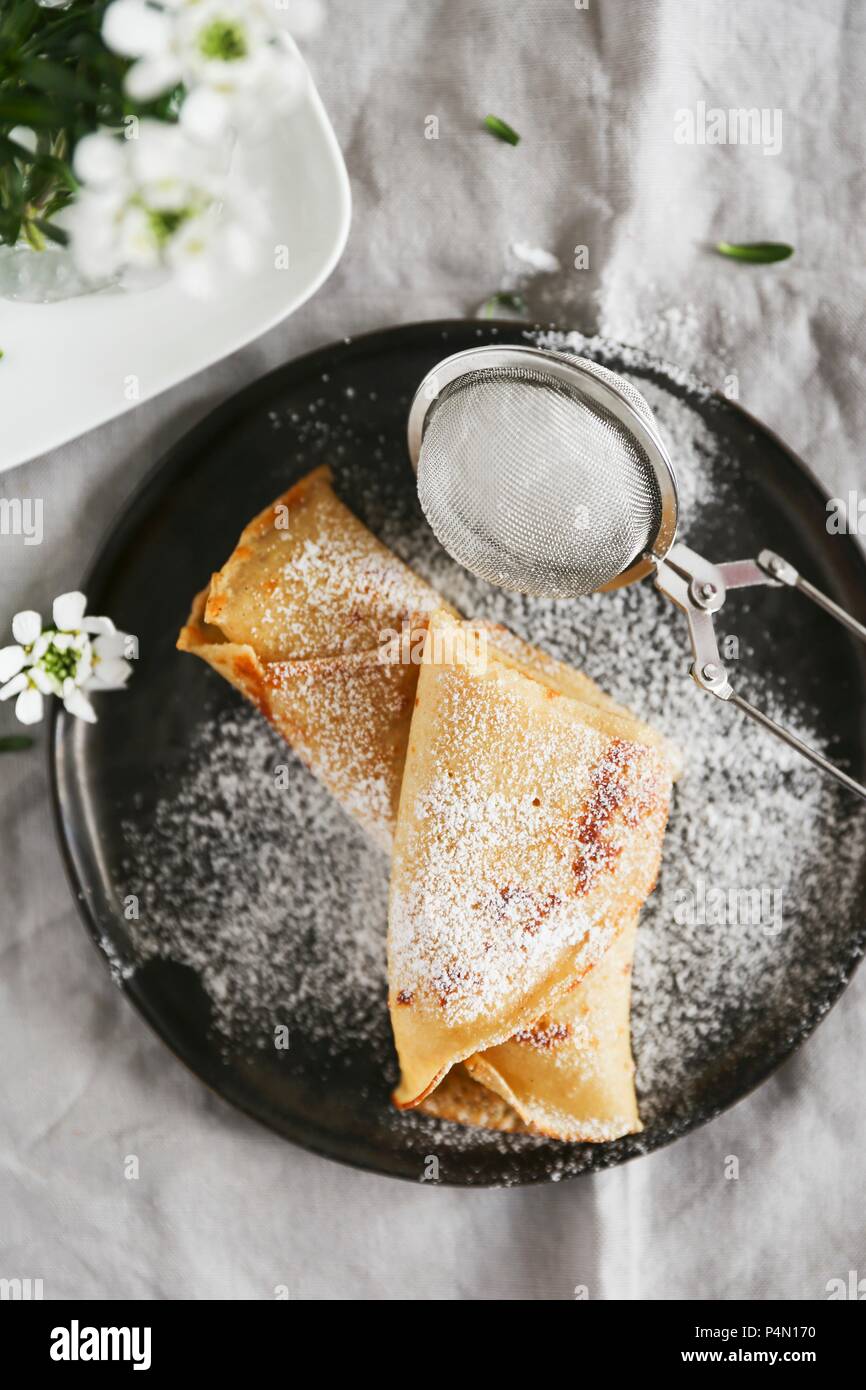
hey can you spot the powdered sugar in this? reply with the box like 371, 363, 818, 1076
246, 532, 440, 657
119, 343, 866, 1157
390, 668, 669, 1035
123, 710, 391, 1052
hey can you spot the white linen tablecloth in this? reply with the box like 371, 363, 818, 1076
2, 0, 864, 1300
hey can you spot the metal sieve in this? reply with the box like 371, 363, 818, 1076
408, 344, 866, 800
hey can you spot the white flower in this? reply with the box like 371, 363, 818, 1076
0, 592, 134, 727
102, 0, 309, 139
0, 645, 27, 685
13, 609, 41, 645
67, 120, 266, 294
73, 131, 126, 186
9, 126, 38, 156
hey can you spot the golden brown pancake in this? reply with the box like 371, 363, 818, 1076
479, 622, 680, 776
202, 464, 442, 661
418, 1064, 527, 1133
179, 470, 675, 1139
388, 609, 672, 1110
462, 917, 641, 1140
422, 917, 640, 1141
178, 466, 444, 848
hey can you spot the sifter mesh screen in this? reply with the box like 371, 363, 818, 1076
417, 360, 663, 598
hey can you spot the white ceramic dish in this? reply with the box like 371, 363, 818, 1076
0, 66, 351, 474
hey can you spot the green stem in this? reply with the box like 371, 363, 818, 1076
0, 734, 33, 753
22, 214, 46, 251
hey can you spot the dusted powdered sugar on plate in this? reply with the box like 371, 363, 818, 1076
122, 712, 391, 1054
119, 341, 866, 1148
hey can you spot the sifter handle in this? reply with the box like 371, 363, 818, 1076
754, 550, 866, 645
655, 544, 866, 802
727, 691, 866, 802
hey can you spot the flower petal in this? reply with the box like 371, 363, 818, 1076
0, 646, 26, 683
179, 86, 232, 144
31, 665, 60, 696
102, 0, 172, 59
65, 189, 126, 279
9, 125, 38, 155
15, 686, 44, 725
92, 658, 133, 690
0, 672, 28, 701
124, 53, 184, 102
12, 610, 41, 646
53, 591, 87, 632
93, 632, 129, 660
75, 646, 94, 685
73, 131, 126, 188
116, 204, 162, 269
81, 615, 116, 636
63, 685, 97, 724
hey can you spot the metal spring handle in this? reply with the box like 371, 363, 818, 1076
655, 545, 866, 801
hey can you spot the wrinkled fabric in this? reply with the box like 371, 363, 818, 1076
1, 0, 864, 1300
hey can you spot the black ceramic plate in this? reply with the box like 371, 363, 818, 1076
51, 320, 866, 1186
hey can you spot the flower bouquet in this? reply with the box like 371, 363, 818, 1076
0, 0, 321, 299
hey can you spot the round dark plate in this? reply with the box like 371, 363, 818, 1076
50, 320, 866, 1186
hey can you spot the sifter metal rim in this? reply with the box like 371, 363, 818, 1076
407, 343, 679, 591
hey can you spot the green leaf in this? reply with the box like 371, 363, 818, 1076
0, 212, 22, 246
478, 291, 528, 319
41, 189, 74, 222
22, 216, 46, 250
715, 241, 794, 264
0, 734, 33, 753
484, 114, 520, 146
19, 57, 102, 104
31, 216, 68, 247
0, 3, 40, 54
0, 94, 59, 128
23, 156, 77, 214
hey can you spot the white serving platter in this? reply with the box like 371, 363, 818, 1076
0, 65, 351, 474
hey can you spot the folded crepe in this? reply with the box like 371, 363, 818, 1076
388, 609, 672, 1113
422, 917, 640, 1141
476, 624, 679, 776
410, 627, 674, 1142
178, 465, 445, 850
198, 463, 441, 662
179, 468, 674, 1141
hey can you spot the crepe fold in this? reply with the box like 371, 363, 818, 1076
179, 467, 675, 1142
421, 917, 640, 1141
412, 627, 663, 1140
177, 464, 444, 849
388, 610, 672, 1115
